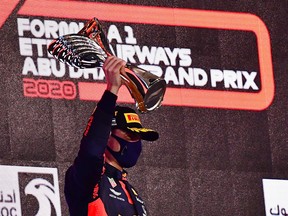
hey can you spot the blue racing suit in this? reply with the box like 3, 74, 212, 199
64, 90, 148, 216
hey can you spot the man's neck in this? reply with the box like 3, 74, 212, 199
104, 152, 123, 171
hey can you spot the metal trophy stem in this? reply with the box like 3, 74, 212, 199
48, 17, 166, 113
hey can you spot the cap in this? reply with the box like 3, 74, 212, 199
111, 106, 159, 141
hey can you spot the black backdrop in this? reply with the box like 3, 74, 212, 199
0, 0, 288, 215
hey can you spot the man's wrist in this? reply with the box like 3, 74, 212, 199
106, 85, 120, 96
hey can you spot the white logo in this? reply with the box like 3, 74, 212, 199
109, 188, 122, 196
25, 178, 61, 216
0, 165, 62, 216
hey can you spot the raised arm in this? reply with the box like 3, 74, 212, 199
64, 56, 126, 214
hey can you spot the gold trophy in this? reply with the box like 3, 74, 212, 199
48, 18, 166, 113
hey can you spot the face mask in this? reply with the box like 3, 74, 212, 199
107, 134, 142, 168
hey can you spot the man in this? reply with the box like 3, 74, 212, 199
64, 56, 159, 215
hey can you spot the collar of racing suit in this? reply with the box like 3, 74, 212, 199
104, 163, 128, 181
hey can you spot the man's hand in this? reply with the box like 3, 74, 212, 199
103, 56, 126, 95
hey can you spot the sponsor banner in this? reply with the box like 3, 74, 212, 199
262, 179, 288, 216
2, 0, 275, 110
0, 165, 61, 216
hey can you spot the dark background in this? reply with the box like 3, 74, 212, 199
0, 0, 288, 215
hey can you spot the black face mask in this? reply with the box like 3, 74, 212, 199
107, 134, 142, 168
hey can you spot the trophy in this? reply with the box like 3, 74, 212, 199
47, 18, 166, 113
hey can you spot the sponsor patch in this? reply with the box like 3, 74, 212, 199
124, 113, 141, 124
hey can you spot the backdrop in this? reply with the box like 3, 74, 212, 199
0, 0, 287, 215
